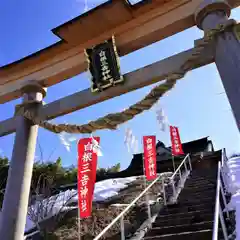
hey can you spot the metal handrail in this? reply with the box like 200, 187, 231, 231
93, 175, 162, 240
221, 149, 229, 193
94, 154, 192, 240
24, 230, 40, 239
169, 153, 191, 203
212, 151, 228, 240
170, 154, 190, 180
212, 161, 222, 240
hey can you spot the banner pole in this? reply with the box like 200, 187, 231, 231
142, 138, 152, 227
78, 137, 100, 240
78, 207, 81, 240
172, 154, 176, 172
143, 162, 152, 226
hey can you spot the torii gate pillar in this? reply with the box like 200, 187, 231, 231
195, 0, 240, 131
0, 83, 46, 240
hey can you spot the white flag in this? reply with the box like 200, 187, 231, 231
124, 128, 138, 154
59, 132, 76, 152
91, 135, 103, 157
156, 107, 168, 132
124, 128, 133, 152
59, 132, 103, 156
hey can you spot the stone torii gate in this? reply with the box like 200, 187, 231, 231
0, 0, 240, 239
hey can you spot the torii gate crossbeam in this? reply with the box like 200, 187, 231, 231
0, 45, 214, 137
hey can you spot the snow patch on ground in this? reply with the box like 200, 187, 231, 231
0, 176, 137, 233
2, 172, 172, 236
223, 156, 240, 239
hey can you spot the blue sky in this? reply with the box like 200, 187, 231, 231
0, 0, 240, 170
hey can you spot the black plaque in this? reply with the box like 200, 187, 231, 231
85, 36, 123, 93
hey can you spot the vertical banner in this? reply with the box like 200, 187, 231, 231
78, 137, 100, 218
170, 126, 184, 156
143, 136, 157, 181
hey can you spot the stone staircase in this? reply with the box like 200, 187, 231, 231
144, 167, 218, 240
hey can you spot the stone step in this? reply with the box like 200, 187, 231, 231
144, 229, 213, 240
180, 190, 215, 197
156, 209, 212, 221
184, 181, 215, 188
191, 169, 217, 174
166, 198, 214, 209
169, 185, 215, 195
189, 175, 216, 180
179, 191, 215, 201
153, 213, 213, 227
178, 197, 215, 205
145, 221, 213, 236
187, 174, 215, 179
160, 203, 215, 215
181, 185, 215, 191
187, 180, 216, 185
190, 172, 217, 176
184, 183, 215, 188
186, 181, 215, 185
187, 177, 216, 183
190, 172, 217, 177
179, 196, 215, 203
189, 173, 216, 178
179, 187, 215, 195
181, 188, 215, 194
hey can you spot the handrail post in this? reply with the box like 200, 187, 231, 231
171, 179, 177, 203
145, 191, 152, 226
221, 149, 225, 167
220, 180, 229, 219
144, 178, 152, 227
220, 149, 228, 192
162, 177, 167, 205
221, 169, 228, 194
221, 148, 227, 167
219, 205, 228, 240
120, 216, 125, 240
212, 162, 221, 240
179, 169, 182, 186
188, 154, 192, 171
184, 161, 188, 173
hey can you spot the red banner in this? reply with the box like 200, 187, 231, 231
170, 126, 184, 156
78, 137, 99, 218
143, 136, 157, 181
